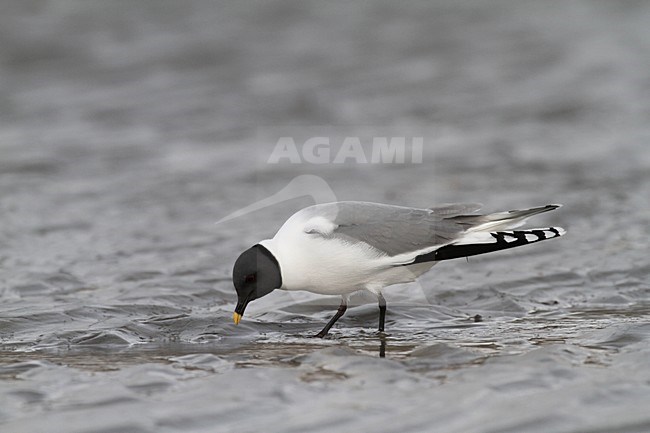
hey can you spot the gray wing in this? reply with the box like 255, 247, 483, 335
428, 203, 482, 215
302, 201, 561, 260
304, 201, 476, 257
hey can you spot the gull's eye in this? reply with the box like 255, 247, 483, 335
245, 274, 256, 283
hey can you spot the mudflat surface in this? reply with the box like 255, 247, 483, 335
1, 1, 649, 432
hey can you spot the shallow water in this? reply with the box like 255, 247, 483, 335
1, 1, 650, 432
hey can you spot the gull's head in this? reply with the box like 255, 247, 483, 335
232, 244, 282, 324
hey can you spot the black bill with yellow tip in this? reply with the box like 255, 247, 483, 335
233, 298, 249, 325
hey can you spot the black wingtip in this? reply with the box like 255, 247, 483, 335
408, 227, 565, 264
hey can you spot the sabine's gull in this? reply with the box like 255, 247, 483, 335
232, 202, 565, 337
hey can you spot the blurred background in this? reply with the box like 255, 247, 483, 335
1, 1, 649, 432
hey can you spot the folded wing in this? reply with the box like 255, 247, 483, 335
302, 202, 564, 265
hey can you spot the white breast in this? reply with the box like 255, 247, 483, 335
258, 212, 378, 294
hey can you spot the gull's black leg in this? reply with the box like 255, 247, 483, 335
315, 297, 347, 338
378, 292, 386, 333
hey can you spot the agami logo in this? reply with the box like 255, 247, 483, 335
268, 136, 424, 164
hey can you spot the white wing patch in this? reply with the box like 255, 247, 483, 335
454, 232, 499, 245
525, 233, 539, 242
304, 216, 338, 236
